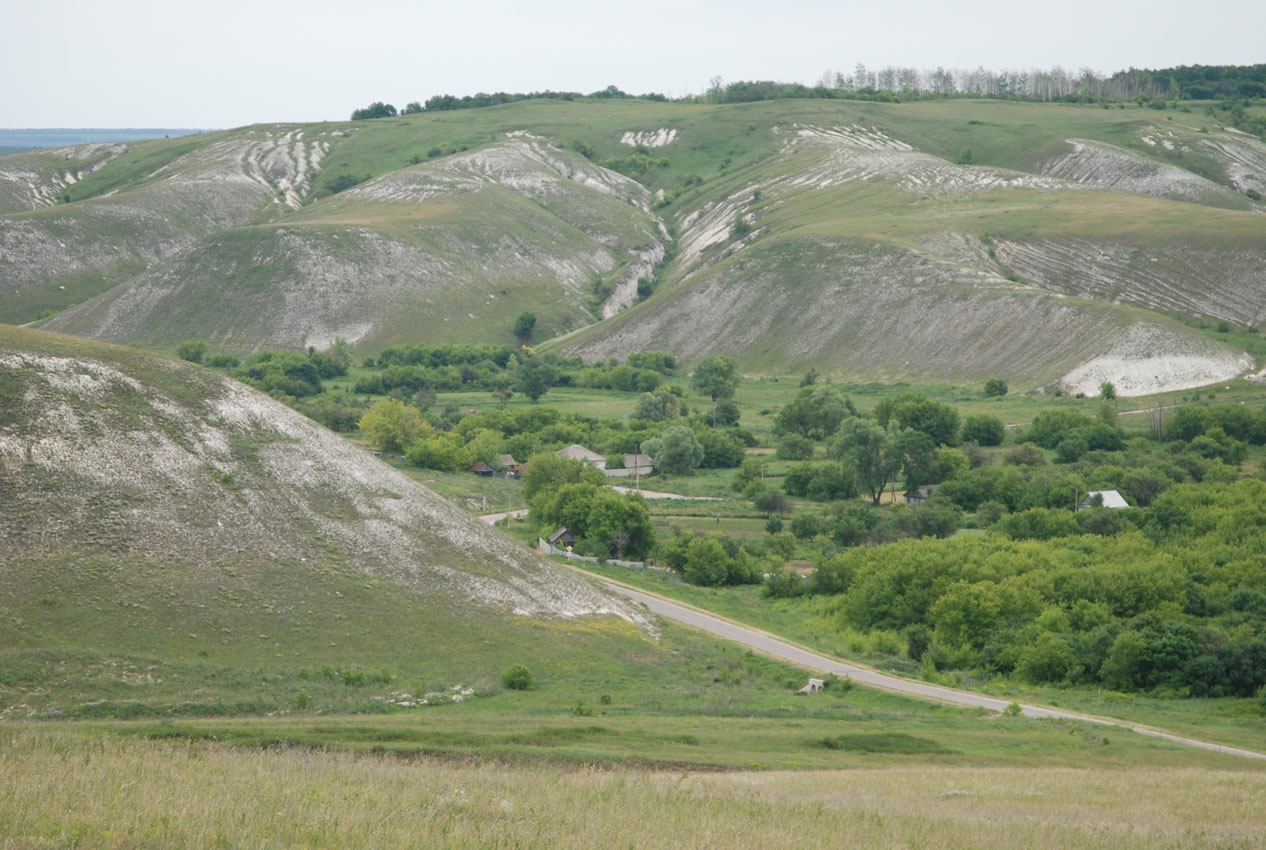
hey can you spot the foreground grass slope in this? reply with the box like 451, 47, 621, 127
3, 731, 1264, 849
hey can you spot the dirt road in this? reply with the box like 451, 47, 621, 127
599, 578, 1266, 762
478, 509, 529, 524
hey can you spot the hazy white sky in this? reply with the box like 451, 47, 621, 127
4, 0, 1263, 128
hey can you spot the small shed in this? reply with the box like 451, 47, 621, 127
499, 453, 518, 469
470, 461, 496, 477
548, 526, 576, 548
556, 444, 607, 469
796, 678, 825, 695
904, 484, 940, 506
1078, 490, 1129, 510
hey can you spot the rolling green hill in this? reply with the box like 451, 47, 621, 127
42, 136, 667, 351
0, 325, 651, 716
4, 97, 1264, 393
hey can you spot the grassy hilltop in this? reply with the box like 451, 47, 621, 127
1, 97, 1262, 392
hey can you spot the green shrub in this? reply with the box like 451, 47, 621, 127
176, 339, 207, 364
962, 414, 1005, 447
502, 664, 534, 690
204, 353, 240, 369
776, 434, 814, 460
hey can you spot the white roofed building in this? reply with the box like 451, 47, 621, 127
1077, 490, 1130, 510
556, 444, 606, 469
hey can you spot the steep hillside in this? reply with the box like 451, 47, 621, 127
5, 98, 1265, 389
0, 143, 130, 214
0, 325, 646, 713
559, 106, 1264, 394
0, 127, 337, 322
42, 136, 667, 351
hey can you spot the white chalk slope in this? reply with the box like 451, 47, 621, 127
0, 327, 645, 626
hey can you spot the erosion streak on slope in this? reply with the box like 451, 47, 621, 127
1197, 132, 1266, 196
783, 125, 1075, 197
994, 237, 1266, 327
0, 143, 128, 213
0, 130, 333, 321
1039, 138, 1251, 209
669, 123, 1082, 297
563, 235, 1248, 393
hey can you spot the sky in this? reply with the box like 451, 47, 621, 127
4, 0, 1264, 128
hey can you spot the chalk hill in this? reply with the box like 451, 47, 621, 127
0, 326, 647, 714
4, 97, 1264, 393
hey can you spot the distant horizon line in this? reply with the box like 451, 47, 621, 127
0, 127, 211, 131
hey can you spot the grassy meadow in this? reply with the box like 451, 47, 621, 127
3, 729, 1264, 850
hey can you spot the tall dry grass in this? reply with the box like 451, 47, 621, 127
2, 730, 1263, 849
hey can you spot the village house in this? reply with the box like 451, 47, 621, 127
903, 484, 940, 506
547, 526, 576, 549
499, 454, 522, 478
624, 452, 653, 475
556, 444, 606, 469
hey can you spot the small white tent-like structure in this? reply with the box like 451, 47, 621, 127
1077, 490, 1130, 510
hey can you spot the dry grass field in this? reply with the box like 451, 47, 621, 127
2, 729, 1263, 850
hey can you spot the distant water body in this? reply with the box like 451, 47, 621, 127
0, 128, 207, 148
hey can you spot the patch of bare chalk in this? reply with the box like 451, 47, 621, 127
620, 129, 678, 148
1060, 323, 1252, 397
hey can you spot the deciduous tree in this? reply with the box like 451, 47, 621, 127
831, 419, 901, 505
358, 397, 429, 453
691, 356, 740, 402
643, 426, 704, 475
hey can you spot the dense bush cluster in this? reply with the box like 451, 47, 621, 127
658, 531, 764, 587
234, 350, 331, 397
783, 502, 960, 549
352, 347, 676, 398
766, 480, 1266, 697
